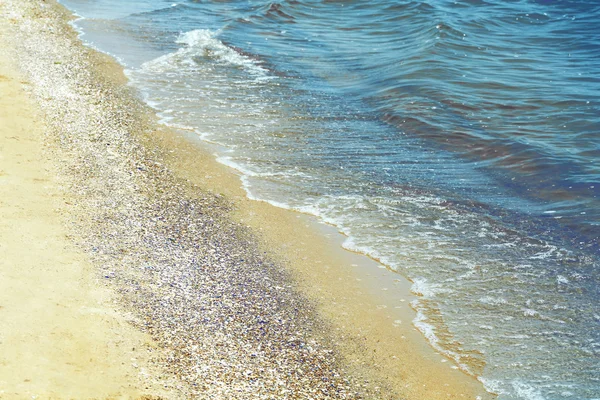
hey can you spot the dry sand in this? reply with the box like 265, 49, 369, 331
0, 0, 494, 399
0, 25, 168, 400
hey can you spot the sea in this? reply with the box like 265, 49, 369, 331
57, 0, 599, 399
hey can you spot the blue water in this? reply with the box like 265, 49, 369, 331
59, 0, 599, 398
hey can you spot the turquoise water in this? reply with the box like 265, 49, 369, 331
59, 1, 599, 398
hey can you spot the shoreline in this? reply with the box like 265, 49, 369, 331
1, 0, 494, 398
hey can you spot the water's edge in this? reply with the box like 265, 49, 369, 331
45, 0, 497, 398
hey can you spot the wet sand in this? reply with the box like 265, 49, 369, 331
0, 0, 493, 398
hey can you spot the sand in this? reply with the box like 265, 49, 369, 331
0, 25, 169, 400
0, 0, 494, 399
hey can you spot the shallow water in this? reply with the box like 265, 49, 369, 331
59, 0, 599, 398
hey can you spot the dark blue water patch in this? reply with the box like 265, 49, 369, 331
194, 0, 600, 249
62, 0, 600, 252
122, 0, 600, 251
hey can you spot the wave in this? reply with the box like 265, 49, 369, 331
139, 29, 271, 79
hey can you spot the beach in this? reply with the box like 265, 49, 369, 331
0, 13, 167, 399
0, 0, 494, 399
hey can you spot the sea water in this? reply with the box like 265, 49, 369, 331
58, 0, 599, 398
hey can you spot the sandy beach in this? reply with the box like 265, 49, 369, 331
0, 15, 169, 399
0, 0, 493, 399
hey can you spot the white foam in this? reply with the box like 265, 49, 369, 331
478, 377, 504, 396
215, 155, 260, 177
412, 305, 439, 346
478, 296, 508, 305
529, 244, 561, 260
239, 180, 294, 210
512, 381, 547, 400
138, 29, 271, 79
341, 236, 371, 255
523, 308, 538, 317
60, 11, 128, 68
411, 300, 472, 376
411, 277, 450, 298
